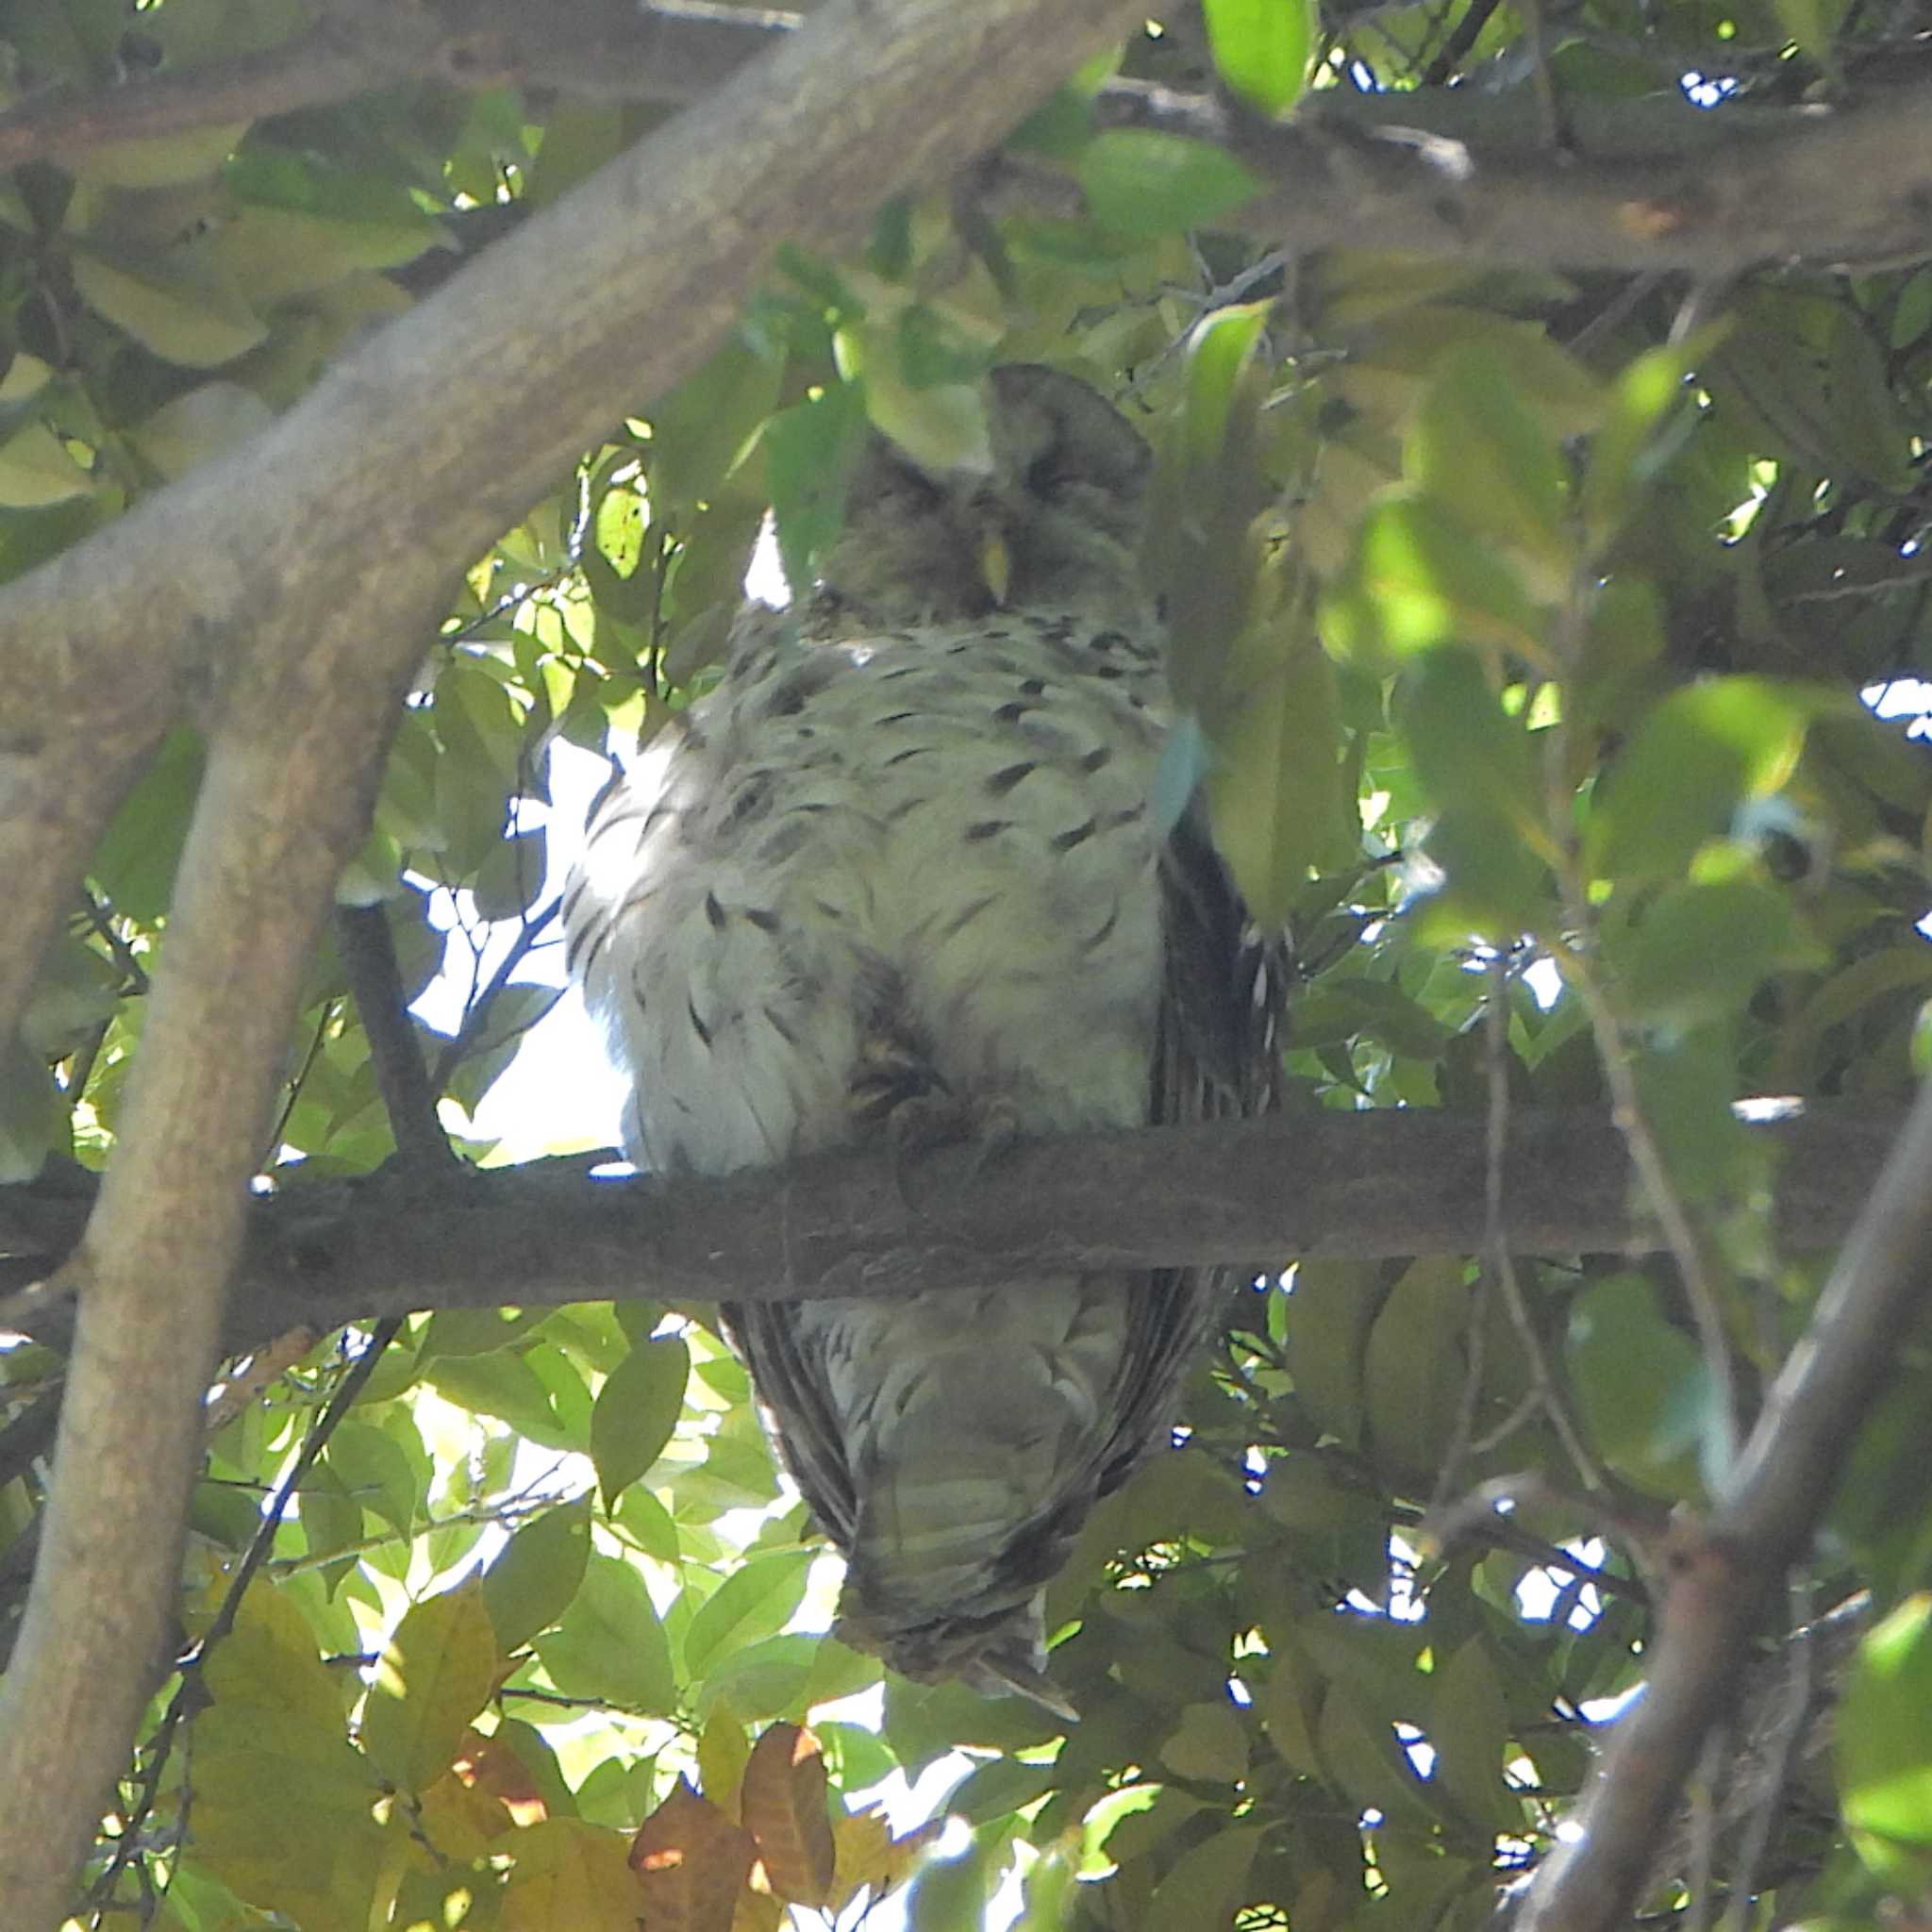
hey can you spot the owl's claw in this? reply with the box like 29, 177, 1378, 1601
876, 1089, 1024, 1212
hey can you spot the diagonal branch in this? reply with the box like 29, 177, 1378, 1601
1519, 1074, 1932, 1930
0, 0, 1152, 1921
0, 0, 791, 171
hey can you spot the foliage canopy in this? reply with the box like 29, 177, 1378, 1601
6, 0, 1932, 1928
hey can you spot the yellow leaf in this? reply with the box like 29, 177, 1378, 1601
362, 1578, 504, 1796
503, 1819, 641, 1932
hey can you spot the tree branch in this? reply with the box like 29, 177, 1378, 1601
0, 0, 791, 171
332, 904, 458, 1175
0, 0, 1151, 1920
2, 0, 1924, 284
0, 1104, 1903, 1357
1520, 1075, 1932, 1930
1091, 70, 1932, 275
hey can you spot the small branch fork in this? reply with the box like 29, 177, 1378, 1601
1518, 1075, 1932, 1929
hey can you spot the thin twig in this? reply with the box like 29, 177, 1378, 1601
429, 895, 562, 1092
1431, 951, 1510, 1510
1718, 1579, 1816, 1932
1542, 565, 1740, 1466
76, 892, 151, 996
262, 999, 339, 1167
86, 1321, 399, 1915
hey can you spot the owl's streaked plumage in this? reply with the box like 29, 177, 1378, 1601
565, 365, 1282, 1711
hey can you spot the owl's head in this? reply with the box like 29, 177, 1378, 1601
817, 364, 1152, 629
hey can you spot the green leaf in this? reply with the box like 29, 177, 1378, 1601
1430, 1641, 1523, 1833
907, 1834, 994, 1932
683, 1552, 814, 1683
764, 381, 866, 595
1323, 494, 1542, 665
1182, 299, 1272, 467
1774, 0, 1848, 70
1077, 130, 1262, 240
425, 1350, 568, 1448
1840, 1593, 1932, 1885
90, 726, 203, 921
1580, 331, 1722, 551
1146, 1825, 1266, 1924
202, 202, 444, 307
1566, 1274, 1706, 1484
1202, 0, 1313, 114
74, 121, 247, 190
1317, 1687, 1436, 1824
294, 1462, 364, 1595
1205, 612, 1354, 926
323, 1421, 419, 1538
1584, 678, 1817, 884
649, 334, 781, 512
483, 1498, 592, 1652
69, 244, 267, 368
0, 421, 93, 507
591, 1335, 691, 1510
535, 1554, 675, 1715
1281, 1261, 1379, 1450
692, 1633, 820, 1723
1397, 648, 1543, 840
1364, 1258, 1469, 1479
1608, 872, 1818, 1028
1890, 268, 1932, 350
1824, 306, 1911, 489
1159, 1700, 1251, 1783
843, 346, 991, 477
361, 1580, 501, 1795
1407, 339, 1573, 579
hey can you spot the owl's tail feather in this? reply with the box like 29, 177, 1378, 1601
963, 1642, 1081, 1724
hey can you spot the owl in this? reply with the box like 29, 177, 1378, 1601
564, 364, 1282, 1712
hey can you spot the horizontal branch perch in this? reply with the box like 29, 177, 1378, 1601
0, 1102, 1901, 1356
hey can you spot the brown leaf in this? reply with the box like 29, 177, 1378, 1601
740, 1722, 836, 1907
453, 1726, 550, 1826
629, 1778, 757, 1932
730, 1881, 787, 1932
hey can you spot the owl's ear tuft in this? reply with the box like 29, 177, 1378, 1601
989, 363, 1151, 508
842, 431, 945, 519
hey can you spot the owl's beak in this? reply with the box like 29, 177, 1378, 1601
978, 531, 1012, 608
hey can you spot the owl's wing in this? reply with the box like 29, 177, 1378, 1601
720, 1304, 861, 1547
1085, 792, 1288, 1498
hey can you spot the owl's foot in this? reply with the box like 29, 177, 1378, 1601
888, 1090, 1022, 1171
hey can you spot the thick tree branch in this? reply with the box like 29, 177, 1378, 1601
0, 0, 1149, 1921
3, 0, 1924, 282
0, 0, 790, 169
0, 1104, 1902, 1357
1091, 70, 1932, 274
1520, 1076, 1932, 1930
